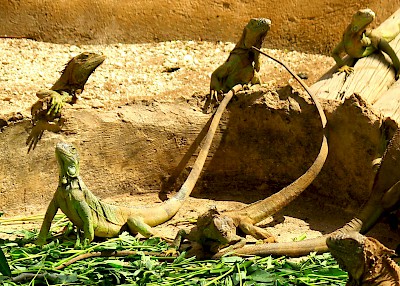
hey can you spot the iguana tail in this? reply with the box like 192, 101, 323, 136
148, 85, 243, 226
212, 216, 372, 258
239, 48, 328, 223
230, 234, 329, 257
222, 215, 379, 258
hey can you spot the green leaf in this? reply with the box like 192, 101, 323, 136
248, 270, 276, 283
105, 259, 126, 268
0, 248, 11, 277
221, 256, 244, 264
56, 273, 79, 283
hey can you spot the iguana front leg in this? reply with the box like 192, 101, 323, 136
209, 236, 246, 254
206, 64, 231, 112
75, 200, 95, 245
36, 90, 72, 116
35, 198, 59, 245
376, 38, 400, 80
332, 41, 354, 76
47, 92, 71, 116
253, 50, 261, 72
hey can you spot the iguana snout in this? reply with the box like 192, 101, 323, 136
246, 18, 271, 31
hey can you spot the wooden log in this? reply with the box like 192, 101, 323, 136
374, 78, 400, 122
310, 8, 400, 108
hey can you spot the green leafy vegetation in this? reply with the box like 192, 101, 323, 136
0, 215, 348, 285
0, 247, 11, 277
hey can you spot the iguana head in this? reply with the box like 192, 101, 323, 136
327, 232, 397, 283
52, 52, 106, 94
197, 206, 240, 246
350, 9, 375, 33
55, 142, 80, 182
240, 18, 271, 49
326, 232, 367, 281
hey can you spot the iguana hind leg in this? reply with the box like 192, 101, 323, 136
127, 217, 154, 238
238, 221, 276, 242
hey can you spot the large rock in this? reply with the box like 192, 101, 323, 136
0, 87, 387, 217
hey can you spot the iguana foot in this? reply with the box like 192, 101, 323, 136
26, 119, 63, 152
337, 65, 354, 77
34, 236, 47, 246
74, 236, 90, 249
203, 90, 223, 114
162, 248, 179, 257
47, 92, 66, 116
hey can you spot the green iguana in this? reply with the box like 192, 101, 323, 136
36, 84, 243, 246
327, 232, 400, 285
27, 52, 105, 151
223, 126, 400, 258
332, 8, 400, 78
203, 18, 271, 112
174, 49, 329, 257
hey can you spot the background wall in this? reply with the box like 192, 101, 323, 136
1, 0, 399, 54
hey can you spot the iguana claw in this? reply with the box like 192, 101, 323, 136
47, 92, 65, 116
203, 90, 223, 113
26, 119, 63, 152
337, 65, 354, 76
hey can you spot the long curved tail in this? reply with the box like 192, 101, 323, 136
240, 48, 328, 223
153, 85, 243, 224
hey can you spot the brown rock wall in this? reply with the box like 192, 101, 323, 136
1, 0, 400, 54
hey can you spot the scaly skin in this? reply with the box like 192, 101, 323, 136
36, 85, 243, 246
227, 127, 400, 258
327, 232, 400, 286
204, 18, 271, 112
332, 8, 400, 78
28, 52, 105, 151
175, 49, 329, 257
36, 142, 189, 245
